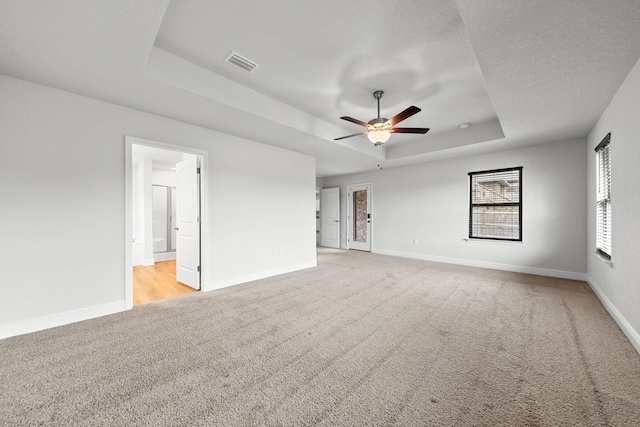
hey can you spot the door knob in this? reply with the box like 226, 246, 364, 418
175, 227, 179, 231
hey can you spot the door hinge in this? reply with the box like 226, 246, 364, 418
197, 216, 201, 223
197, 167, 201, 174
197, 266, 201, 273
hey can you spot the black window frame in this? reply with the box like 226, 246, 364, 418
595, 133, 611, 260
468, 167, 523, 242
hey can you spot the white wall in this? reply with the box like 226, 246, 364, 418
586, 56, 640, 353
141, 158, 154, 264
323, 138, 587, 278
131, 157, 156, 266
132, 163, 143, 266
207, 134, 316, 287
0, 75, 316, 338
152, 168, 177, 187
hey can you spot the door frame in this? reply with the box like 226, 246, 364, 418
124, 136, 209, 309
347, 183, 372, 251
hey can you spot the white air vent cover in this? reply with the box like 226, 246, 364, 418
225, 51, 259, 73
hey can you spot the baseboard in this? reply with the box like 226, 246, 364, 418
373, 248, 586, 281
142, 258, 155, 266
586, 275, 640, 355
0, 301, 126, 340
206, 260, 318, 292
154, 252, 176, 262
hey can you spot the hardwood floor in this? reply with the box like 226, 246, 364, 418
133, 260, 197, 306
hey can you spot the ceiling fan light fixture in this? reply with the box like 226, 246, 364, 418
368, 129, 391, 144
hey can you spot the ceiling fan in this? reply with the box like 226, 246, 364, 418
334, 90, 429, 145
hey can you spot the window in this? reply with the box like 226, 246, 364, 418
469, 167, 522, 241
595, 133, 611, 259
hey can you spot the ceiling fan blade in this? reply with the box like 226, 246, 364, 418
390, 127, 430, 134
334, 131, 368, 141
340, 116, 370, 128
386, 106, 421, 126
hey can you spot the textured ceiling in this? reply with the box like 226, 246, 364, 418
154, 0, 497, 140
1, 0, 640, 176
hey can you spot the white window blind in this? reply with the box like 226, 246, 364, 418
469, 167, 522, 241
595, 133, 611, 259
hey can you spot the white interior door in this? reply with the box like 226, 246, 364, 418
176, 156, 200, 289
348, 184, 371, 251
320, 188, 340, 248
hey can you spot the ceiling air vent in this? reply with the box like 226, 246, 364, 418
225, 51, 259, 73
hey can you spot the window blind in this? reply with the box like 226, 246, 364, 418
469, 167, 522, 241
595, 133, 611, 259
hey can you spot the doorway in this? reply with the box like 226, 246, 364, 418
320, 187, 340, 248
125, 136, 207, 309
347, 183, 372, 252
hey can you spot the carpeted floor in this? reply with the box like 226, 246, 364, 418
2, 248, 640, 426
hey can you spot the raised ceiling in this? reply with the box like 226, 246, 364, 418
1, 0, 640, 176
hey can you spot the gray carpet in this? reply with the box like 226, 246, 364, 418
2, 248, 640, 426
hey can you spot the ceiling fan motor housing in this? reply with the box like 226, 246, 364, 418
368, 117, 390, 127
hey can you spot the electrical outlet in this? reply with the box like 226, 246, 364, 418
262, 250, 267, 258
413, 238, 419, 245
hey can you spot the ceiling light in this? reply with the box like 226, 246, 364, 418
368, 129, 391, 144
459, 123, 471, 129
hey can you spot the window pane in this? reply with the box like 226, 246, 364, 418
353, 190, 367, 242
596, 200, 611, 256
471, 205, 520, 240
471, 171, 520, 205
